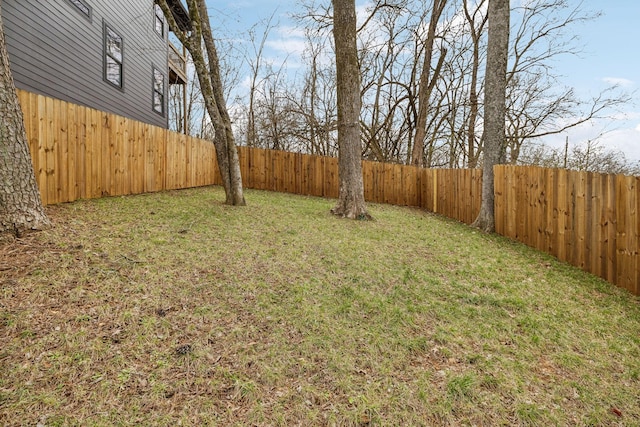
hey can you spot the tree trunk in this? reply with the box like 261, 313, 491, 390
330, 0, 370, 219
472, 0, 509, 232
464, 0, 487, 169
0, 5, 51, 237
158, 0, 245, 206
410, 0, 447, 167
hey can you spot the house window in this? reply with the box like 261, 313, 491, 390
153, 68, 165, 115
66, 0, 92, 20
154, 4, 165, 38
104, 24, 124, 89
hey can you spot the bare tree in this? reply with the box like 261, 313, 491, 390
0, 5, 50, 237
252, 63, 301, 151
169, 62, 202, 135
300, 30, 339, 156
462, 0, 487, 168
519, 140, 640, 176
158, 0, 245, 205
358, 4, 417, 164
246, 11, 279, 147
472, 0, 509, 232
273, 0, 634, 176
331, 0, 370, 219
503, 0, 630, 164
410, 0, 448, 167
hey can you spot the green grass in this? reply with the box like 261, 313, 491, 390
1, 186, 639, 426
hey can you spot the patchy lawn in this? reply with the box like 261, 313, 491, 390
1, 186, 639, 426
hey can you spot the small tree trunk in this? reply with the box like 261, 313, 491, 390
464, 0, 487, 169
195, 0, 245, 206
158, 0, 245, 206
222, 125, 245, 205
331, 0, 370, 219
0, 6, 51, 237
410, 0, 447, 167
472, 0, 509, 232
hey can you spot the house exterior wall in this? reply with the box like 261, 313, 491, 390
3, 0, 169, 128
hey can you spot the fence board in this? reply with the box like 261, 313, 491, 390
302, 154, 316, 196
131, 120, 143, 195
255, 147, 266, 190
589, 173, 602, 279
314, 155, 325, 197
85, 107, 96, 198
494, 167, 505, 234
506, 167, 516, 239
605, 174, 617, 284
429, 169, 437, 213
532, 167, 544, 252
583, 172, 593, 274
636, 177, 640, 295
238, 146, 250, 189
616, 175, 638, 293
324, 157, 339, 199
66, 101, 78, 202
566, 171, 577, 265
575, 171, 587, 269
100, 113, 111, 197
56, 98, 68, 203
125, 118, 133, 195
21, 93, 38, 198
114, 114, 126, 196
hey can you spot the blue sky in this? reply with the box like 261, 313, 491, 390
542, 0, 640, 162
207, 0, 640, 162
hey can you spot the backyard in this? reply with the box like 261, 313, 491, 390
1, 186, 639, 426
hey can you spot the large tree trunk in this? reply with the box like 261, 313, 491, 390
158, 0, 245, 206
330, 0, 370, 219
472, 0, 509, 232
0, 5, 50, 237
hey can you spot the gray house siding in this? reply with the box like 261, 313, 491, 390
3, 0, 169, 128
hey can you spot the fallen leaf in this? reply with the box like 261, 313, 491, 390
610, 407, 623, 417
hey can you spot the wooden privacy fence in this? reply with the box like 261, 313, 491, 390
17, 90, 482, 223
17, 90, 220, 206
495, 165, 639, 295
238, 145, 483, 224
17, 90, 639, 295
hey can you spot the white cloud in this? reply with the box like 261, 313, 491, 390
602, 77, 635, 87
598, 127, 640, 161
540, 118, 640, 162
265, 38, 306, 57
264, 28, 307, 70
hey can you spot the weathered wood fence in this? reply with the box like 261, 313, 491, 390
17, 90, 639, 295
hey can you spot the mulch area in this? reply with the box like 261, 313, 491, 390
0, 207, 67, 283
0, 233, 48, 282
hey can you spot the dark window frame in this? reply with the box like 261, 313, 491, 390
103, 21, 124, 91
152, 66, 166, 116
154, 3, 165, 39
65, 0, 92, 21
